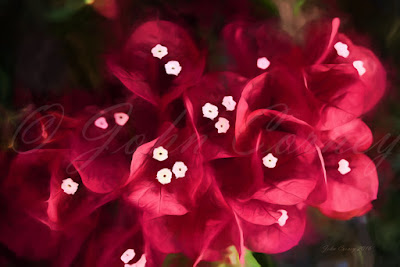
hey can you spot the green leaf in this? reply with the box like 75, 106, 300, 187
250, 0, 279, 16
46, 0, 87, 21
162, 253, 192, 267
293, 0, 306, 15
244, 250, 261, 267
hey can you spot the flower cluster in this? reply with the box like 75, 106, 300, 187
1, 17, 385, 266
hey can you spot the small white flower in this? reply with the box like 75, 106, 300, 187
156, 168, 173, 185
257, 57, 270, 70
353, 60, 366, 76
94, 116, 108, 129
277, 209, 288, 226
165, 61, 182, 76
262, 153, 278, 168
222, 96, 236, 111
215, 117, 230, 134
61, 178, 79, 195
151, 44, 168, 59
202, 103, 218, 120
153, 146, 168, 161
334, 42, 350, 58
121, 249, 135, 264
338, 159, 351, 175
172, 161, 188, 178
114, 112, 129, 126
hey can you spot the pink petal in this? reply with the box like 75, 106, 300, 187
239, 204, 306, 253
318, 153, 378, 217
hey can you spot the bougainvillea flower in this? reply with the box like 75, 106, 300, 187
0, 150, 98, 265
236, 67, 320, 128
304, 60, 384, 130
141, 186, 242, 265
209, 155, 309, 254
2, 149, 120, 228
317, 152, 378, 219
184, 72, 248, 160
224, 18, 386, 130
71, 199, 158, 267
229, 198, 306, 254
222, 21, 300, 78
315, 119, 378, 219
109, 20, 205, 107
126, 123, 210, 217
71, 99, 158, 194
234, 109, 325, 206
304, 18, 386, 126
47, 153, 120, 228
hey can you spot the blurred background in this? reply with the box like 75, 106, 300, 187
0, 0, 399, 266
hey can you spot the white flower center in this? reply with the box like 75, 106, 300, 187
262, 153, 278, 168
257, 57, 271, 70
152, 146, 168, 161
338, 159, 351, 175
334, 42, 350, 58
121, 249, 135, 264
215, 117, 230, 134
277, 209, 288, 226
353, 60, 366, 76
172, 161, 188, 178
202, 103, 219, 120
156, 168, 173, 185
61, 178, 79, 195
94, 117, 108, 129
222, 96, 236, 111
151, 44, 168, 59
165, 60, 182, 76
114, 112, 129, 126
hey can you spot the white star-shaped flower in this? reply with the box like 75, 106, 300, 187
334, 42, 350, 58
215, 117, 230, 134
277, 209, 288, 226
165, 60, 182, 76
156, 168, 173, 185
202, 103, 218, 120
353, 60, 366, 76
172, 161, 188, 178
61, 178, 79, 195
153, 146, 168, 161
94, 116, 108, 129
121, 249, 135, 264
222, 96, 236, 111
338, 159, 351, 175
151, 44, 168, 59
262, 153, 278, 168
114, 112, 129, 126
257, 57, 270, 70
